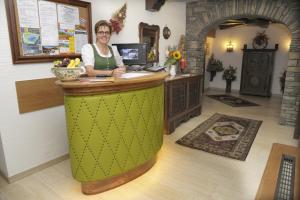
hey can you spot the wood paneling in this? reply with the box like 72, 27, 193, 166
15, 78, 64, 113
255, 143, 300, 200
164, 74, 203, 134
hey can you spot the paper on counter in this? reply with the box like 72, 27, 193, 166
120, 72, 153, 79
80, 77, 115, 82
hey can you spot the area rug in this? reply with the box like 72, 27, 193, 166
176, 113, 262, 161
207, 94, 259, 107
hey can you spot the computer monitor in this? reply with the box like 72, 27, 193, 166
112, 43, 147, 66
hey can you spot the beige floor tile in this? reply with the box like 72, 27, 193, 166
0, 90, 298, 200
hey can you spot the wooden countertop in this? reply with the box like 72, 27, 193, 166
165, 73, 202, 82
56, 72, 168, 95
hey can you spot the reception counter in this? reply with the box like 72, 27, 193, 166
56, 72, 168, 194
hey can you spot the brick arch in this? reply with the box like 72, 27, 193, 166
186, 0, 300, 126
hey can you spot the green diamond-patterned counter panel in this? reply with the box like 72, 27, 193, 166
65, 85, 164, 182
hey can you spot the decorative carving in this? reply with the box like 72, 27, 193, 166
240, 44, 278, 96
165, 75, 203, 134
110, 3, 127, 34
252, 31, 269, 49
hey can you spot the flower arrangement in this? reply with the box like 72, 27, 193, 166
222, 65, 237, 81
253, 31, 268, 49
164, 48, 182, 67
110, 3, 127, 34
164, 35, 187, 72
206, 54, 224, 81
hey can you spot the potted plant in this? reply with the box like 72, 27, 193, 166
206, 54, 224, 81
280, 70, 287, 94
222, 65, 237, 93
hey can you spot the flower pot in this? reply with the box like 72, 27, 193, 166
225, 80, 232, 93
209, 71, 216, 81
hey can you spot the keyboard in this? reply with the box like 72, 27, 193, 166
145, 66, 166, 72
126, 65, 145, 71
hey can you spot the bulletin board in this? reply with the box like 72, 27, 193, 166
5, 0, 92, 64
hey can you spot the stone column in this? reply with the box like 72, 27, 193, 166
280, 52, 300, 126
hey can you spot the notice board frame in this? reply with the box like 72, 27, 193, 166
5, 0, 92, 64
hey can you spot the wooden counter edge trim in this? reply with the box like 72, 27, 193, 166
81, 156, 157, 195
64, 79, 165, 96
255, 143, 300, 200
57, 73, 168, 96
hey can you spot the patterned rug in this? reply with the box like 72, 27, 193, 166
176, 113, 262, 160
207, 94, 259, 107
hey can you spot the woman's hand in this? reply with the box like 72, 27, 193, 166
112, 66, 126, 77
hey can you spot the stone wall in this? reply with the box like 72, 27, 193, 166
186, 0, 300, 126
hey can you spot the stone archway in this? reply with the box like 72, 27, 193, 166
186, 0, 300, 126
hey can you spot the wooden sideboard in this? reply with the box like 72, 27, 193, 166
164, 74, 203, 134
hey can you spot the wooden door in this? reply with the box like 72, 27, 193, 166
240, 45, 277, 97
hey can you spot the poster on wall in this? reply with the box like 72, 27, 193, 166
16, 0, 40, 28
57, 4, 80, 30
42, 46, 59, 55
38, 0, 59, 54
21, 27, 42, 55
75, 29, 88, 53
58, 29, 75, 53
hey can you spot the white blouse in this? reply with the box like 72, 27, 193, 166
81, 43, 124, 67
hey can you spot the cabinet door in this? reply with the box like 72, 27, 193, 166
168, 79, 187, 118
187, 76, 201, 109
240, 52, 274, 96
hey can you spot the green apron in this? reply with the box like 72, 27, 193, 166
92, 44, 117, 70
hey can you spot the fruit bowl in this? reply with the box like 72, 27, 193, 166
51, 67, 86, 81
51, 58, 86, 81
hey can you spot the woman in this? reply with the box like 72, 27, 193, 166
81, 20, 125, 77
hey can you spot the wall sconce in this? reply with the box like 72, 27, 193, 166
226, 41, 234, 52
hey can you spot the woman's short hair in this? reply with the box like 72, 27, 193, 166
94, 20, 112, 34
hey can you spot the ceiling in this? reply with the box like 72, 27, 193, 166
219, 18, 277, 30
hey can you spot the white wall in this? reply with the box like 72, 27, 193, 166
0, 130, 8, 176
206, 24, 291, 94
90, 0, 186, 65
0, 0, 186, 177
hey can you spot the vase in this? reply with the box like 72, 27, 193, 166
179, 58, 187, 73
170, 65, 176, 77
225, 80, 232, 93
165, 65, 170, 74
209, 71, 216, 81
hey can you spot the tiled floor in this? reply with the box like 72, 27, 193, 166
0, 91, 298, 200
